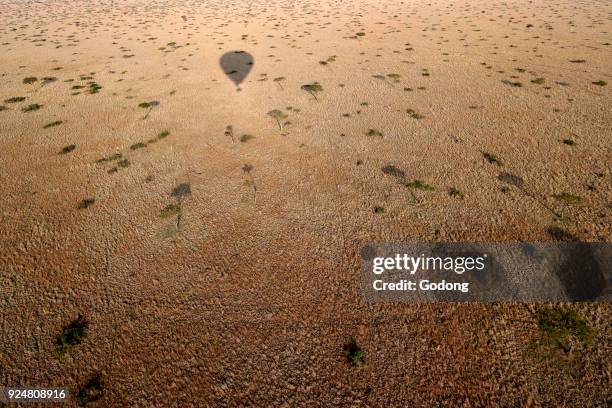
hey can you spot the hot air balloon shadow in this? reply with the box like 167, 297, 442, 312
220, 51, 254, 92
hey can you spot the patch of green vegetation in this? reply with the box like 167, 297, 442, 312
96, 153, 122, 163
366, 129, 383, 137
373, 206, 385, 214
59, 144, 76, 154
553, 192, 583, 205
56, 315, 88, 354
482, 151, 503, 166
537, 306, 596, 350
117, 159, 130, 168
591, 80, 606, 86
240, 134, 255, 142
156, 130, 170, 140
531, 77, 545, 84
448, 187, 464, 199
22, 103, 42, 112
43, 120, 63, 129
405, 180, 434, 190
130, 142, 146, 150
76, 374, 103, 406
344, 339, 366, 367
77, 198, 95, 209
4, 96, 26, 103
138, 102, 150, 108
160, 203, 181, 218
23, 76, 38, 84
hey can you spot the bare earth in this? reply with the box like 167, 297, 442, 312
0, 0, 610, 406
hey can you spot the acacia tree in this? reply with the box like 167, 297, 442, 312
140, 100, 160, 119
242, 164, 256, 203
267, 109, 288, 131
171, 183, 191, 228
301, 82, 323, 101
225, 125, 234, 143
273, 77, 286, 90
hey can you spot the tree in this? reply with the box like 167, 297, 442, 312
267, 109, 288, 130
301, 82, 323, 101
273, 77, 286, 90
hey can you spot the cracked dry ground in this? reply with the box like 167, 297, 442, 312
1, 0, 610, 406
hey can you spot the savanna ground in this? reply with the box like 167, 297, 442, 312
0, 0, 610, 406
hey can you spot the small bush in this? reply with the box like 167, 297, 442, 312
59, 145, 76, 154
366, 129, 383, 137
537, 306, 596, 348
344, 339, 366, 366
404, 180, 434, 190
22, 103, 42, 112
43, 120, 63, 129
553, 192, 583, 205
78, 198, 95, 209
5, 96, 26, 103
482, 151, 503, 166
448, 187, 464, 199
130, 142, 146, 150
56, 315, 88, 354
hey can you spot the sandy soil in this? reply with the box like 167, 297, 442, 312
0, 0, 610, 406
